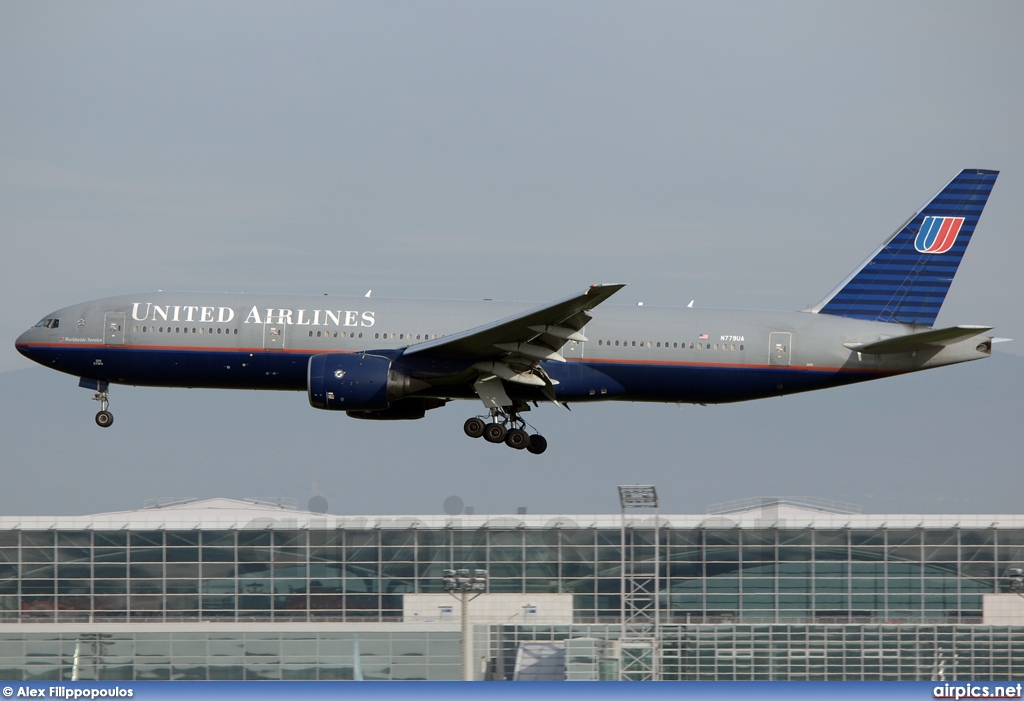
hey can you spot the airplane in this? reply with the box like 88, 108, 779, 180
15, 169, 1000, 455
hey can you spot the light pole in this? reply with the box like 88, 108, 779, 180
443, 568, 488, 680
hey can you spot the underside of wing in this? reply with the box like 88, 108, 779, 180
401, 283, 626, 405
403, 284, 625, 360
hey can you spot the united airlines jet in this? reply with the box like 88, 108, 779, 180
16, 170, 1000, 454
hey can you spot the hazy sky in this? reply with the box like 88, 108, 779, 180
3, 2, 1023, 517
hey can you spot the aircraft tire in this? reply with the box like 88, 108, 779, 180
95, 411, 114, 428
464, 417, 485, 438
483, 423, 507, 444
527, 434, 547, 455
505, 428, 529, 450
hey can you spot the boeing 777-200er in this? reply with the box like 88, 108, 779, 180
16, 169, 1002, 455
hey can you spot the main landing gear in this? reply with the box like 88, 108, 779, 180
463, 407, 547, 455
93, 389, 113, 428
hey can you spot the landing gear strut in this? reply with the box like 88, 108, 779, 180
463, 407, 547, 454
93, 390, 113, 428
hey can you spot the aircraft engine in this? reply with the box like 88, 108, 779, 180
307, 353, 432, 414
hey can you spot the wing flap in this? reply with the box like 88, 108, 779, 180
844, 325, 993, 354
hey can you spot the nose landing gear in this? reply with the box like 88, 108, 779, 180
80, 378, 114, 428
463, 407, 547, 454
93, 390, 113, 428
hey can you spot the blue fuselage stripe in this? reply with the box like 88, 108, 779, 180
18, 345, 891, 405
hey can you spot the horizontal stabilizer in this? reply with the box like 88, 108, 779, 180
844, 325, 992, 354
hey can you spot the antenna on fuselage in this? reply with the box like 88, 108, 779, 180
365, 290, 372, 298
687, 300, 694, 308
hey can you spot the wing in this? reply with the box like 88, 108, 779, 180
403, 283, 626, 403
404, 283, 625, 361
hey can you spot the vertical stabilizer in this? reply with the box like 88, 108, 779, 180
813, 169, 998, 326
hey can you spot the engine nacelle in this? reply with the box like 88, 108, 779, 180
308, 353, 430, 412
347, 397, 448, 421
308, 353, 391, 411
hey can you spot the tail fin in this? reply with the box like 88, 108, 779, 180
812, 169, 998, 326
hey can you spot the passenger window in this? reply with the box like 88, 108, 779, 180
134, 326, 139, 332
697, 343, 702, 349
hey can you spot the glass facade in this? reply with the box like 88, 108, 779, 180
1, 524, 1020, 624
488, 624, 1024, 681
1, 502, 1022, 681
0, 629, 460, 681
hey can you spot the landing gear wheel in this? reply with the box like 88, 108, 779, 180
95, 410, 114, 428
527, 434, 547, 455
505, 428, 529, 450
464, 417, 486, 438
483, 423, 507, 444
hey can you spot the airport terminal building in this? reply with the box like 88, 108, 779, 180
1, 496, 1023, 681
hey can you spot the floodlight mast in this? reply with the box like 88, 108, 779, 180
443, 568, 488, 680
618, 485, 660, 680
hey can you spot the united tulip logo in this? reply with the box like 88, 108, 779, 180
914, 216, 964, 254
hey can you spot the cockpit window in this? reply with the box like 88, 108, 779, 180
34, 318, 60, 329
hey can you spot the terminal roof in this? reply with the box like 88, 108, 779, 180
0, 498, 1021, 531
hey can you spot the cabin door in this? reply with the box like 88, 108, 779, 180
263, 322, 286, 350
769, 332, 791, 367
104, 312, 126, 346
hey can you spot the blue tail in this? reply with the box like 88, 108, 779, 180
813, 169, 998, 327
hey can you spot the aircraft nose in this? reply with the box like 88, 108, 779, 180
15, 329, 35, 358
